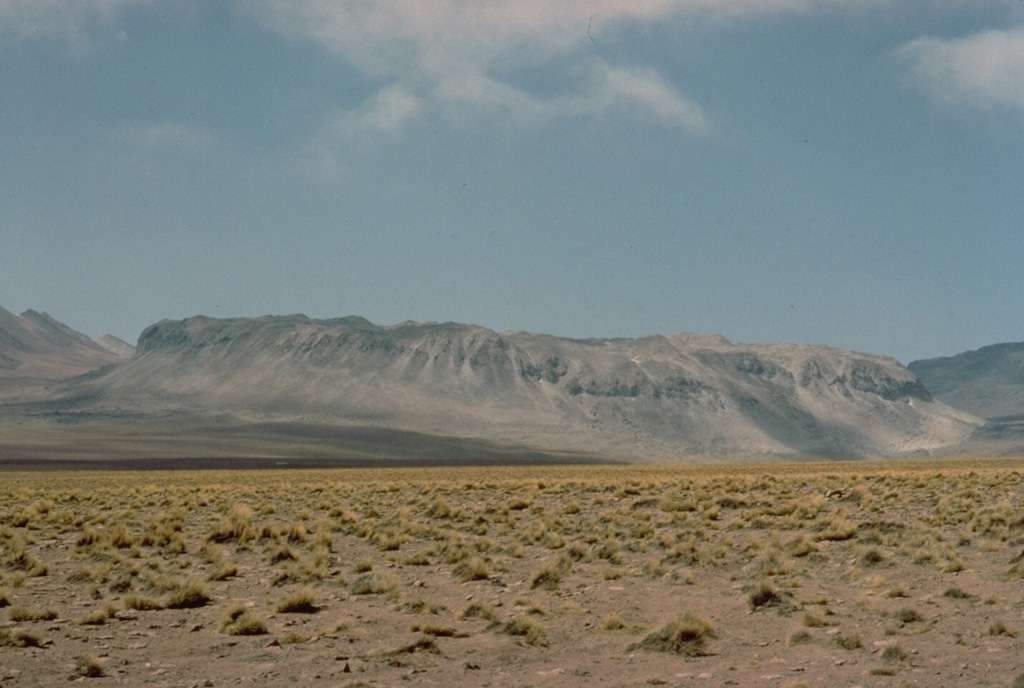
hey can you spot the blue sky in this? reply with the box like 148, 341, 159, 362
1, 0, 1022, 364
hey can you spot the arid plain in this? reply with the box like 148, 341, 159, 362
2, 460, 1023, 687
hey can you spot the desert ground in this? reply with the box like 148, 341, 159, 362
2, 459, 1024, 687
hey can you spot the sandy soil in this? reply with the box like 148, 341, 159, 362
1, 460, 1023, 687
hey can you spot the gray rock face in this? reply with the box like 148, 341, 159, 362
58, 314, 979, 459
909, 343, 1024, 420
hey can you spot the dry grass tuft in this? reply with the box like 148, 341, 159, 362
629, 613, 716, 656
453, 556, 490, 582
833, 632, 863, 650
409, 623, 468, 638
881, 642, 910, 663
893, 607, 925, 625
530, 554, 572, 590
987, 621, 1017, 637
0, 628, 43, 648
77, 606, 115, 626
460, 603, 500, 623
802, 611, 828, 628
787, 629, 813, 645
208, 560, 238, 581
73, 654, 105, 678
164, 579, 211, 609
276, 586, 319, 613
502, 617, 548, 647
278, 630, 312, 644
351, 572, 400, 597
603, 612, 626, 630
124, 594, 162, 611
8, 605, 58, 622
748, 581, 783, 610
857, 546, 888, 567
221, 605, 268, 635
385, 636, 441, 655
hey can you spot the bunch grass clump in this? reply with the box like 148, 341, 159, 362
629, 613, 716, 657
882, 642, 910, 663
8, 605, 58, 622
164, 579, 211, 609
77, 606, 116, 625
502, 617, 548, 647
124, 594, 162, 611
351, 572, 400, 597
0, 628, 43, 648
460, 603, 500, 623
73, 654, 105, 678
530, 554, 572, 590
988, 621, 1017, 637
748, 581, 783, 610
276, 586, 319, 613
833, 632, 863, 650
221, 605, 268, 636
893, 607, 925, 625
408, 622, 468, 637
787, 629, 813, 645
385, 636, 441, 655
453, 556, 490, 582
602, 612, 626, 630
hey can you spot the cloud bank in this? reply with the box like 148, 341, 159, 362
239, 1, 754, 137
6, 0, 1018, 144
897, 27, 1024, 114
238, 1, 1007, 139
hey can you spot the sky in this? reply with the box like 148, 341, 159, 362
1, 0, 1022, 364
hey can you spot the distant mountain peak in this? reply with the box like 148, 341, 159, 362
0, 307, 129, 400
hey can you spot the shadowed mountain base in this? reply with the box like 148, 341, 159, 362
0, 417, 618, 470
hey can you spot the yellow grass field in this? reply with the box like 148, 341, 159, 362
2, 458, 1023, 687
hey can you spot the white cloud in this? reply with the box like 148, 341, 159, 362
325, 85, 423, 138
600, 65, 710, 131
10, 0, 1005, 141
240, 0, 756, 138
896, 27, 1024, 113
246, 1, 992, 140
297, 85, 422, 181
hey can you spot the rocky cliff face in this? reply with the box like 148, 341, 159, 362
57, 314, 980, 459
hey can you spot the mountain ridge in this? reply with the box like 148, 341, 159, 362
9, 306, 1018, 461
45, 313, 978, 460
909, 343, 1024, 421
